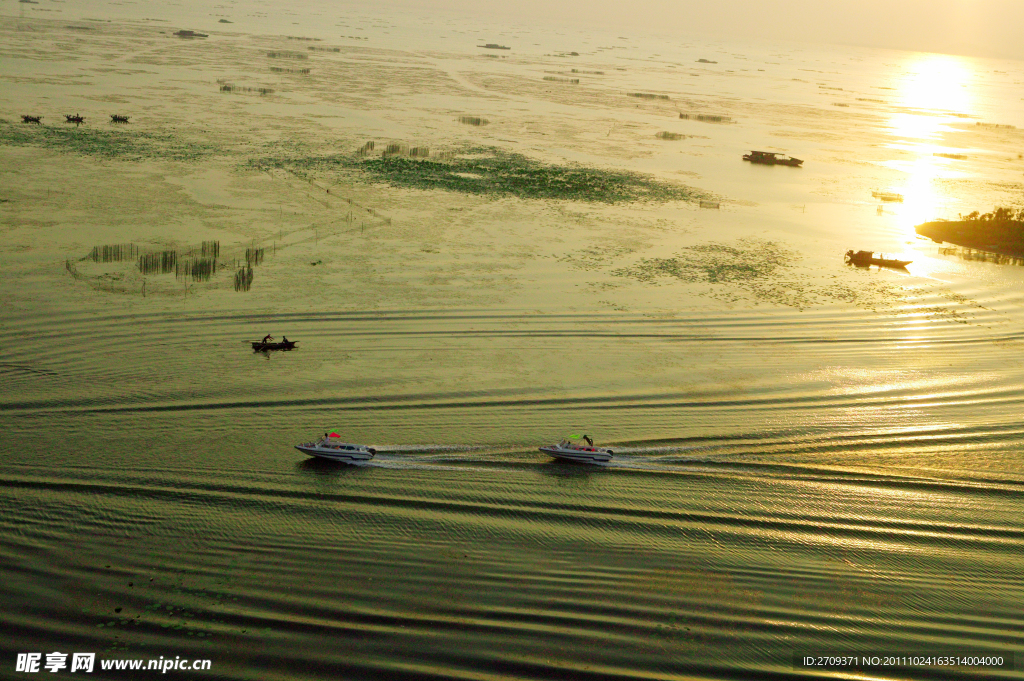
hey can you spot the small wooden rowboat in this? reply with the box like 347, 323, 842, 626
743, 150, 803, 167
22, 115, 42, 124
251, 340, 298, 351
65, 114, 85, 124
845, 250, 911, 268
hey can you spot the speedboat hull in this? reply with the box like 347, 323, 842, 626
539, 445, 613, 464
295, 442, 375, 463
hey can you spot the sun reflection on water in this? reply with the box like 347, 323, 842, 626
881, 55, 977, 237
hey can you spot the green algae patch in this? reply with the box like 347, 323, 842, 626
0, 122, 216, 162
250, 147, 709, 204
613, 238, 824, 308
615, 239, 791, 286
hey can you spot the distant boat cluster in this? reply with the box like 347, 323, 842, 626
20, 113, 130, 124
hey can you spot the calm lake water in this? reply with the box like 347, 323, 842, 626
1, 3, 1023, 678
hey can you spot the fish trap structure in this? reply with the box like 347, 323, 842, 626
219, 84, 275, 95
245, 247, 264, 267
571, 69, 604, 74
356, 141, 375, 156
88, 243, 139, 262
234, 266, 254, 292
678, 113, 730, 123
699, 200, 721, 209
176, 257, 217, 282
266, 51, 309, 60
628, 92, 671, 100
458, 116, 489, 126
656, 132, 685, 140
200, 240, 220, 258
409, 146, 430, 158
138, 251, 177, 275
382, 143, 409, 157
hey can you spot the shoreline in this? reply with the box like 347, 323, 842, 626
916, 220, 1024, 258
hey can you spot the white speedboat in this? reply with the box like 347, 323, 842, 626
539, 439, 613, 464
296, 436, 376, 463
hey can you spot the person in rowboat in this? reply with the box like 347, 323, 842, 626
261, 334, 273, 344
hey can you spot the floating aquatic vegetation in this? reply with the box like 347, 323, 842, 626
138, 251, 177, 275
233, 266, 254, 292
0, 121, 215, 161
612, 238, 972, 314
612, 238, 827, 308
656, 132, 685, 140
87, 243, 139, 262
628, 92, 670, 100
571, 69, 603, 74
934, 152, 966, 160
315, 147, 709, 204
308, 46, 341, 52
458, 116, 488, 126
543, 76, 579, 84
269, 67, 311, 74
615, 239, 789, 285
975, 122, 1015, 129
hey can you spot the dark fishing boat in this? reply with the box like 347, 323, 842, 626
21, 115, 42, 124
477, 43, 510, 50
743, 150, 803, 167
845, 250, 911, 268
65, 114, 85, 124
110, 114, 130, 123
252, 339, 298, 351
